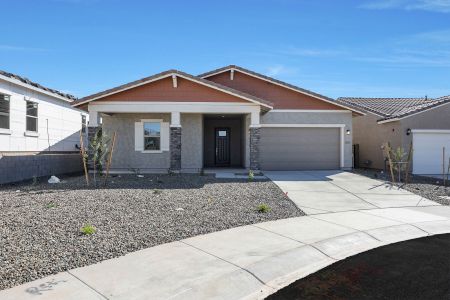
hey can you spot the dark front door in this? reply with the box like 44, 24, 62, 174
215, 128, 231, 166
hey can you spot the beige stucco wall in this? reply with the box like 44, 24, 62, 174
352, 114, 402, 170
400, 102, 450, 150
102, 113, 171, 172
181, 113, 203, 171
353, 102, 450, 170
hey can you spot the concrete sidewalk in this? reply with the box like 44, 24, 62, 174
2, 205, 450, 300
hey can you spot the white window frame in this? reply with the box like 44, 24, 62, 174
25, 100, 39, 134
142, 119, 163, 153
0, 93, 11, 133
81, 114, 87, 133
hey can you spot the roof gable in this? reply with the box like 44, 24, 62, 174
73, 70, 273, 109
200, 65, 364, 114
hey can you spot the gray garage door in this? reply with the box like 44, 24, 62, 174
260, 127, 340, 170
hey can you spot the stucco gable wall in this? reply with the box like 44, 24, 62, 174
206, 71, 345, 110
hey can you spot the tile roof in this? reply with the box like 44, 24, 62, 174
336, 96, 450, 122
72, 69, 274, 109
0, 70, 76, 101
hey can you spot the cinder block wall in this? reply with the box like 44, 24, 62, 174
0, 153, 83, 184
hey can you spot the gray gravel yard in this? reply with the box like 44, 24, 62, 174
354, 169, 450, 206
0, 174, 303, 291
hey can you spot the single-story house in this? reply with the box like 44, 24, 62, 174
0, 70, 88, 184
337, 96, 450, 176
72, 65, 363, 172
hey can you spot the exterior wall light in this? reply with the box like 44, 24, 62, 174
406, 128, 411, 135
346, 129, 351, 135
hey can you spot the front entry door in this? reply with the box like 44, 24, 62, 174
215, 128, 231, 166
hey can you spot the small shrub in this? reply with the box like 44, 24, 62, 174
153, 189, 162, 194
257, 204, 270, 213
80, 224, 96, 235
46, 201, 57, 209
248, 170, 254, 182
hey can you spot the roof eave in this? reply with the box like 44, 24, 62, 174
0, 73, 74, 103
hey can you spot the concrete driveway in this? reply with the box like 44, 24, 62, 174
265, 170, 439, 214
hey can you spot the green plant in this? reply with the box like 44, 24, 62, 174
248, 170, 255, 182
89, 128, 110, 185
32, 176, 38, 186
153, 189, 162, 194
257, 203, 270, 213
46, 201, 57, 209
390, 146, 408, 173
80, 224, 96, 235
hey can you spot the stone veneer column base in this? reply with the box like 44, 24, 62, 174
170, 126, 182, 171
249, 127, 261, 171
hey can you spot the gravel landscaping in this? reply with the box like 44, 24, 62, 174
0, 174, 303, 291
354, 169, 450, 206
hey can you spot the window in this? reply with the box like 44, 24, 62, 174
143, 122, 161, 151
0, 94, 10, 129
26, 101, 38, 132
81, 115, 87, 133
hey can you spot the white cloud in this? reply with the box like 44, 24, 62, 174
278, 47, 344, 57
407, 0, 450, 12
360, 0, 408, 9
0, 45, 47, 52
360, 0, 450, 12
266, 65, 298, 77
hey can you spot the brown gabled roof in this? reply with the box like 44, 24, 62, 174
336, 96, 450, 122
199, 65, 365, 114
199, 65, 338, 102
0, 70, 76, 101
72, 69, 273, 109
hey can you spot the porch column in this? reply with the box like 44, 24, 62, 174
249, 111, 261, 170
170, 112, 182, 171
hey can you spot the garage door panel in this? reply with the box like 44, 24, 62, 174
260, 127, 340, 170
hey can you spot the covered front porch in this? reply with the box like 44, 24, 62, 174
87, 102, 262, 173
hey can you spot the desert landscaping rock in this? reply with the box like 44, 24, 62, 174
0, 174, 303, 290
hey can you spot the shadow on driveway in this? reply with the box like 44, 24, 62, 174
267, 234, 450, 300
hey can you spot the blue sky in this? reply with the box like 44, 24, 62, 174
1, 0, 450, 99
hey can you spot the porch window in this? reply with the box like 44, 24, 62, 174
81, 115, 87, 133
26, 101, 38, 132
0, 93, 10, 129
143, 122, 161, 151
